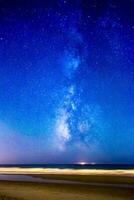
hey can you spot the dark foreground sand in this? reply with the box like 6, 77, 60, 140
0, 175, 134, 200
34, 174, 134, 185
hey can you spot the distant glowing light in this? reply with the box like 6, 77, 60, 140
78, 161, 87, 165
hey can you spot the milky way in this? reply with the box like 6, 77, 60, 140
53, 25, 103, 156
0, 0, 134, 164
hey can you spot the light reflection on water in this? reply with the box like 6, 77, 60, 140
0, 174, 86, 184
0, 174, 43, 182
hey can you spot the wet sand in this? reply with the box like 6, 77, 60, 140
0, 174, 134, 189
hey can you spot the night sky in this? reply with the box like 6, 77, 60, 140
0, 0, 134, 164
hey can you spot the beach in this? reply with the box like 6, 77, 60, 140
0, 168, 134, 200
0, 179, 134, 200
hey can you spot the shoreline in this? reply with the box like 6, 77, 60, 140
0, 167, 134, 176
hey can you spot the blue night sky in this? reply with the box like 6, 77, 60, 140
0, 0, 134, 164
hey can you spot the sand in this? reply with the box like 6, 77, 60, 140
0, 174, 134, 200
0, 168, 134, 200
33, 173, 134, 185
0, 180, 134, 200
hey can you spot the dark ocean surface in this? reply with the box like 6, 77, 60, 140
0, 164, 134, 170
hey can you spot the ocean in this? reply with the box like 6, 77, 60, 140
0, 164, 134, 170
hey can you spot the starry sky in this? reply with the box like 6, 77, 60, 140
0, 0, 134, 164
